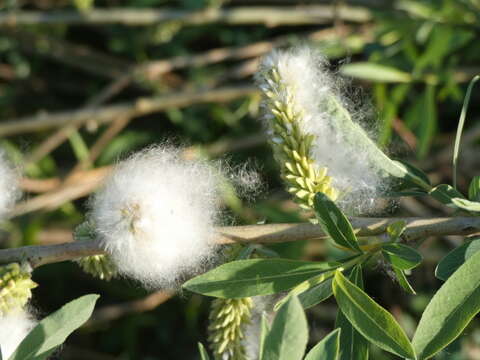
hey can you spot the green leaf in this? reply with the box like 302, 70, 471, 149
393, 266, 416, 294
314, 193, 361, 252
332, 271, 416, 359
304, 328, 341, 360
435, 237, 480, 281
198, 343, 210, 360
469, 176, 480, 202
274, 270, 335, 311
10, 294, 99, 360
259, 313, 269, 360
392, 160, 431, 191
452, 75, 479, 188
429, 184, 465, 207
183, 259, 340, 298
341, 62, 413, 83
412, 249, 480, 359
382, 244, 423, 270
386, 220, 407, 241
450, 198, 480, 213
260, 296, 308, 360
336, 266, 369, 360
298, 277, 333, 309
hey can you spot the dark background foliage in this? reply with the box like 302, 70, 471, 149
1, 0, 479, 358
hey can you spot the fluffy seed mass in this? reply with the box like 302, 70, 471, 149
256, 46, 387, 214
0, 310, 36, 359
0, 150, 20, 219
89, 146, 221, 288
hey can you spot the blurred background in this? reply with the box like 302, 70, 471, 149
1, 0, 480, 359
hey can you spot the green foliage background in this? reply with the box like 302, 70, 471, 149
1, 0, 480, 358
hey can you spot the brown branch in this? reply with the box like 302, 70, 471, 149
0, 85, 257, 137
1, 217, 479, 268
87, 291, 175, 327
0, 6, 372, 27
70, 116, 132, 173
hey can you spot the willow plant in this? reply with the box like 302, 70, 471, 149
0, 45, 479, 360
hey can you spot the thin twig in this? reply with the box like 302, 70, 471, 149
70, 116, 132, 173
87, 291, 175, 327
1, 217, 479, 268
0, 85, 258, 137
0, 6, 372, 26
24, 74, 134, 165
16, 133, 266, 214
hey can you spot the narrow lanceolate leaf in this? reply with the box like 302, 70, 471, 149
198, 343, 210, 360
413, 249, 480, 359
298, 277, 333, 309
450, 198, 480, 213
336, 266, 369, 360
304, 328, 341, 360
274, 270, 335, 311
429, 184, 465, 207
382, 244, 423, 270
341, 62, 413, 83
332, 271, 416, 359
11, 294, 99, 360
183, 259, 340, 298
314, 193, 361, 252
392, 160, 431, 191
258, 313, 270, 360
260, 296, 308, 360
393, 266, 416, 294
436, 237, 480, 281
468, 176, 480, 202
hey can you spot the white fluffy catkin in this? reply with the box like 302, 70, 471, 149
256, 46, 387, 214
0, 150, 20, 219
89, 146, 221, 288
0, 310, 36, 359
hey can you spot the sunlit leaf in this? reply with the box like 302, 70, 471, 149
335, 265, 369, 360
332, 271, 415, 359
198, 343, 210, 360
468, 176, 480, 202
260, 296, 308, 360
341, 62, 412, 83
413, 250, 480, 359
435, 237, 480, 281
183, 259, 340, 298
304, 328, 341, 360
429, 184, 465, 206
11, 295, 99, 360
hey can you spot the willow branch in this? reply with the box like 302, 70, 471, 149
0, 85, 257, 137
0, 6, 372, 27
1, 217, 479, 268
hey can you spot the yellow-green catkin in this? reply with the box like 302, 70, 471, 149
0, 263, 37, 316
74, 222, 117, 281
208, 297, 253, 360
260, 67, 338, 210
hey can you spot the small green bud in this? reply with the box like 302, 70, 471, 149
74, 221, 118, 281
77, 255, 117, 281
